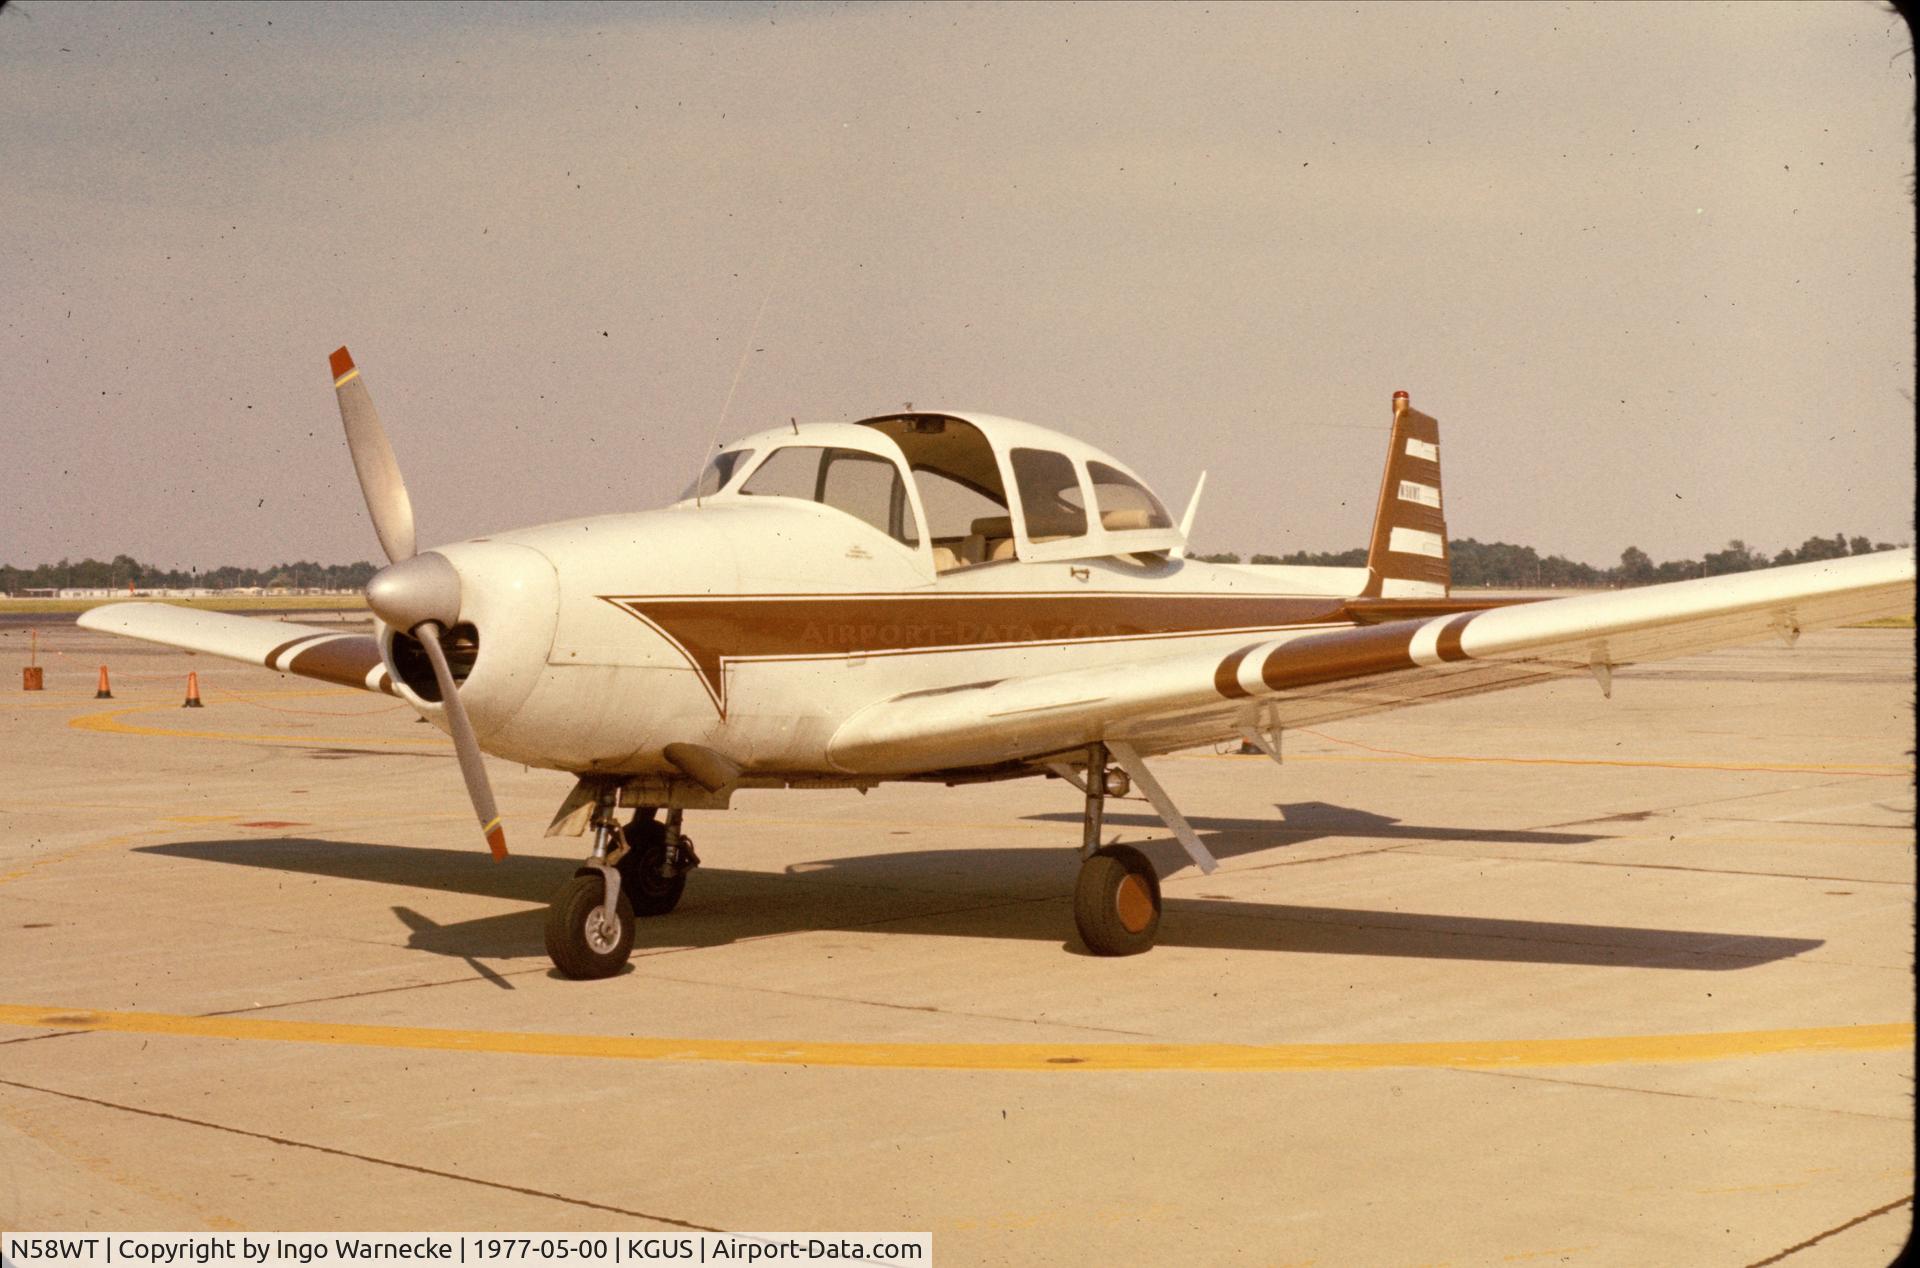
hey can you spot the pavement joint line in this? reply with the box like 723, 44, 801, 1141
1402, 852, 1917, 887
632, 970, 1163, 1040
0, 1076, 720, 1231
1743, 1193, 1915, 1267
0, 1003, 1908, 1073
1449, 1065, 1917, 1124
197, 969, 558, 1018
0, 825, 172, 887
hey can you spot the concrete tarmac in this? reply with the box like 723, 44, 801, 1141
0, 619, 1911, 1264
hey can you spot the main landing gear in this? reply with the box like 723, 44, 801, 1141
1062, 740, 1220, 956
1070, 743, 1159, 955
545, 793, 700, 980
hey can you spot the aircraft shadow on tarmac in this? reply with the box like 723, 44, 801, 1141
1024, 800, 1608, 860
139, 801, 1823, 972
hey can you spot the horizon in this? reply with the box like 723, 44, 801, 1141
3, 3, 1913, 571
5, 528, 1909, 582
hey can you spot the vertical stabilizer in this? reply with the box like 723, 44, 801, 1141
1361, 391, 1448, 597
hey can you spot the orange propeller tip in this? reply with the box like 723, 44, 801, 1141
486, 826, 508, 861
329, 346, 355, 379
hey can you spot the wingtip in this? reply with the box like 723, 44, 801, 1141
329, 346, 355, 380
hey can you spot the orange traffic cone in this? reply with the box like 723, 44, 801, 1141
182, 671, 203, 708
95, 666, 113, 699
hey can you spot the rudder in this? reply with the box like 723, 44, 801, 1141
1361, 391, 1448, 597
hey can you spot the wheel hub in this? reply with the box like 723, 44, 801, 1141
1114, 873, 1155, 933
583, 906, 621, 954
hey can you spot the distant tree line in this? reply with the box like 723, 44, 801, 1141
1, 555, 380, 593
1192, 533, 1907, 588
3, 534, 1907, 595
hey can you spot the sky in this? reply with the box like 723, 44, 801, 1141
2, 0, 1913, 571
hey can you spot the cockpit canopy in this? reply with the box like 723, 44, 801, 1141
683, 411, 1183, 572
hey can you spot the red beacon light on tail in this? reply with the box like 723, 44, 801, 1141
1392, 390, 1410, 414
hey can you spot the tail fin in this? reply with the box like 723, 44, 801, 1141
1361, 391, 1448, 597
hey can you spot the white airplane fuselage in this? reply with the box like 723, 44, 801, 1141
399, 500, 1369, 780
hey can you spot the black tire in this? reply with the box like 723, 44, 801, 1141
1073, 844, 1161, 956
618, 817, 689, 917
544, 873, 635, 979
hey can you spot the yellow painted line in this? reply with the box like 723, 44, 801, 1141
0, 830, 153, 887
68, 700, 447, 749
1177, 751, 1912, 776
0, 1004, 1906, 1073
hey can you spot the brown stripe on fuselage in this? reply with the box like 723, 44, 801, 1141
285, 635, 387, 690
607, 592, 1354, 714
1435, 611, 1476, 662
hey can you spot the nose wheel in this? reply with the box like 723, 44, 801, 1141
547, 799, 700, 980
545, 874, 636, 978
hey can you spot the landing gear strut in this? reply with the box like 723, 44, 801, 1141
1070, 742, 1162, 956
618, 807, 700, 917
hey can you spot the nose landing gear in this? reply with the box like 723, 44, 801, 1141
545, 793, 699, 980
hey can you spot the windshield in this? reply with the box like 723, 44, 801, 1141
740, 445, 919, 545
683, 449, 755, 499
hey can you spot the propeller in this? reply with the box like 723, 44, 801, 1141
330, 347, 508, 861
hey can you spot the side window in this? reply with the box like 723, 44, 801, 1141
822, 449, 917, 545
741, 446, 823, 500
913, 466, 1007, 541
1087, 461, 1172, 531
740, 446, 918, 546
1010, 448, 1088, 541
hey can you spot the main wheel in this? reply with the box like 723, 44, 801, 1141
1073, 844, 1161, 956
618, 817, 689, 917
544, 873, 635, 979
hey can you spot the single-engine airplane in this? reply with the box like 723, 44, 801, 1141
80, 349, 1916, 978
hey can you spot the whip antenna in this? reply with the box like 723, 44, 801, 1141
696, 245, 788, 506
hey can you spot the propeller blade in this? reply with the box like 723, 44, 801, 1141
330, 346, 417, 565
416, 619, 508, 860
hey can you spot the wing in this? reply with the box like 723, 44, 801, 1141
827, 551, 1914, 775
76, 602, 396, 695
